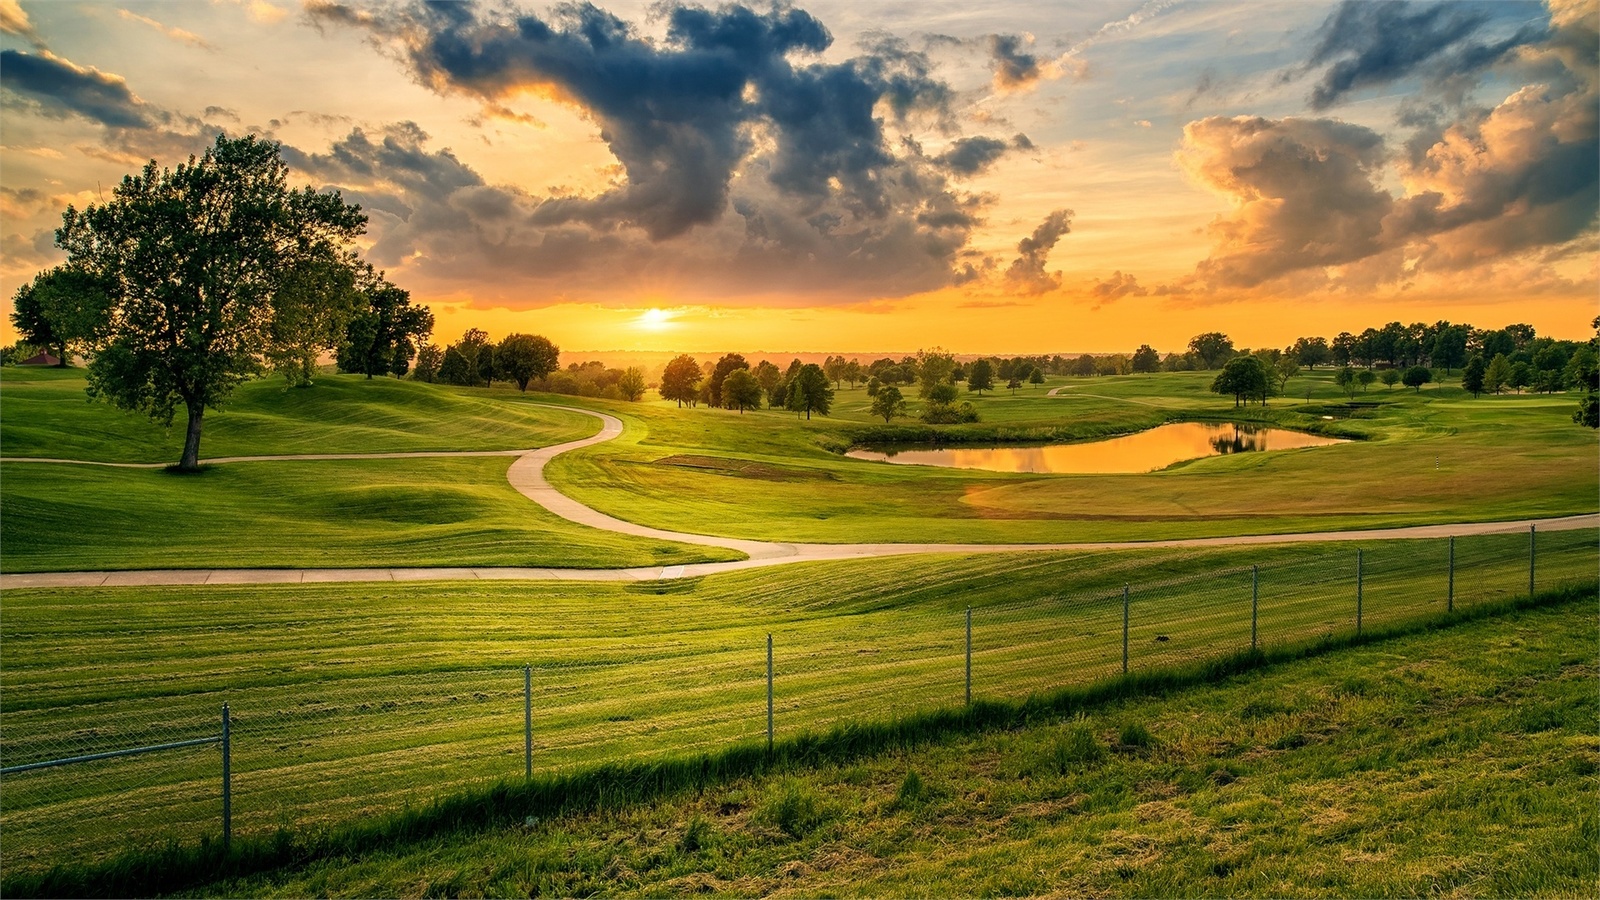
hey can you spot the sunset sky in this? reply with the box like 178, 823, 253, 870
2, 0, 1595, 355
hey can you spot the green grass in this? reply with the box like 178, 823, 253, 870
0, 368, 598, 460
548, 371, 1598, 543
0, 456, 739, 571
2, 531, 1592, 883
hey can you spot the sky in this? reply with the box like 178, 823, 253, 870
1, 0, 1595, 354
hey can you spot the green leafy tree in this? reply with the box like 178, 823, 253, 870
1485, 353, 1512, 394
865, 375, 881, 397
412, 343, 443, 383
618, 367, 647, 401
55, 133, 367, 470
336, 266, 433, 380
1029, 367, 1046, 388
496, 333, 560, 392
1357, 369, 1376, 392
266, 253, 361, 387
9, 266, 110, 365
660, 354, 702, 407
1130, 344, 1160, 373
437, 329, 491, 387
1273, 356, 1299, 395
1380, 369, 1400, 389
967, 358, 995, 395
1431, 324, 1469, 373
1508, 361, 1532, 394
1334, 366, 1357, 397
1462, 356, 1487, 397
1188, 332, 1235, 369
753, 360, 782, 407
722, 367, 762, 413
1402, 365, 1432, 392
916, 347, 956, 398
1291, 336, 1330, 369
784, 363, 833, 419
1211, 355, 1270, 407
870, 384, 906, 422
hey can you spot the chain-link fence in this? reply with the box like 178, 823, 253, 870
2, 527, 1593, 874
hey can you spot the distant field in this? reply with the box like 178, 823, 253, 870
196, 596, 1599, 899
2, 530, 1593, 877
548, 370, 1598, 542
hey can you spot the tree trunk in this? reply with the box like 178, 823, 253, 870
179, 401, 204, 470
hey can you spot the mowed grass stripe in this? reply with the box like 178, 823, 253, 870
3, 534, 1593, 871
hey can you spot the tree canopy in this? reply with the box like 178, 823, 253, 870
870, 384, 906, 422
967, 359, 995, 395
784, 363, 833, 419
660, 354, 702, 407
55, 133, 370, 469
1210, 355, 1270, 407
496, 333, 560, 392
722, 367, 762, 413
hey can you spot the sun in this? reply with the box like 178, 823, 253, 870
634, 307, 675, 331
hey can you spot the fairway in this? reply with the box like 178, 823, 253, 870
2, 530, 1593, 877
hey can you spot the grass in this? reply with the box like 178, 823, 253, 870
546, 370, 1598, 543
2, 530, 1592, 883
13, 588, 1596, 897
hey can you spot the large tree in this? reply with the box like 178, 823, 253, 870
55, 134, 367, 470
722, 367, 763, 413
9, 266, 110, 365
660, 354, 702, 407
967, 359, 995, 395
1130, 344, 1160, 374
870, 384, 906, 422
785, 363, 833, 419
916, 347, 956, 398
496, 333, 560, 392
617, 367, 647, 401
708, 352, 749, 408
267, 252, 361, 387
1210, 355, 1270, 407
336, 266, 433, 380
1188, 332, 1235, 369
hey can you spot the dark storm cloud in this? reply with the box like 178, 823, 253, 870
1299, 0, 1547, 110
1005, 209, 1072, 293
933, 134, 1031, 176
0, 50, 159, 129
986, 33, 1041, 90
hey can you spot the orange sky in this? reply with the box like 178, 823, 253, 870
2, 0, 1595, 353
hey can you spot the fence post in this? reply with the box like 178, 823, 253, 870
221, 703, 231, 852
766, 633, 774, 754
1251, 565, 1259, 651
1447, 536, 1454, 613
1121, 585, 1130, 675
964, 606, 972, 706
1529, 524, 1536, 598
524, 665, 533, 780
1356, 549, 1363, 637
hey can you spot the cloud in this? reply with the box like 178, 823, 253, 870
299, 1, 1004, 302
1177, 115, 1393, 288
0, 50, 161, 129
1296, 0, 1548, 110
986, 33, 1041, 91
1005, 209, 1072, 293
118, 9, 215, 50
0, 0, 42, 48
1091, 270, 1148, 303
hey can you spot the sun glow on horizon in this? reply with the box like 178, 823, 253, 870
632, 307, 678, 332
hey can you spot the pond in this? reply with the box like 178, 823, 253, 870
845, 422, 1347, 475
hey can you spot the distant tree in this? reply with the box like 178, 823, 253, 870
1461, 356, 1487, 397
337, 268, 433, 380
916, 348, 956, 398
1476, 329, 1517, 361
1096, 354, 1129, 376
1029, 367, 1046, 388
1357, 369, 1376, 392
1380, 369, 1400, 389
1291, 336, 1330, 369
438, 329, 491, 387
412, 343, 442, 383
1006, 376, 1022, 394
496, 333, 560, 392
921, 399, 980, 423
1431, 325, 1469, 373
618, 367, 647, 401
1485, 353, 1512, 394
844, 359, 864, 387
865, 375, 882, 397
1273, 356, 1299, 394
967, 359, 995, 395
753, 360, 782, 407
438, 346, 472, 385
1331, 332, 1356, 367
1162, 352, 1193, 372
708, 353, 750, 407
1402, 366, 1432, 392
870, 384, 906, 422
722, 368, 763, 413
927, 382, 960, 404
1574, 325, 1599, 426
785, 363, 833, 419
10, 266, 111, 365
1188, 332, 1234, 369
266, 253, 362, 387
1211, 355, 1270, 407
1508, 361, 1532, 394
1130, 344, 1160, 373
1565, 347, 1598, 393
822, 354, 847, 389
660, 354, 702, 407
1335, 366, 1358, 398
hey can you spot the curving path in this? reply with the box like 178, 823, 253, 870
3, 402, 1596, 589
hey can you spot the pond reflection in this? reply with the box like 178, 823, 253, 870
846, 422, 1346, 474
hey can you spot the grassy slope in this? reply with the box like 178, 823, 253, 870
203, 597, 1599, 898
0, 369, 739, 571
548, 371, 1598, 542
2, 532, 1593, 875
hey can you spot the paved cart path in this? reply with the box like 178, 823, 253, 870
3, 403, 1595, 588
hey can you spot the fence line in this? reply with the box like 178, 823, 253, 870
1, 528, 1594, 874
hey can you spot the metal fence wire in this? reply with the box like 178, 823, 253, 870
1, 527, 1594, 873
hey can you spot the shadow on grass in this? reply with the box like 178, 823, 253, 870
8, 583, 1593, 899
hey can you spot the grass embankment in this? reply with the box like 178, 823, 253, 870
3, 531, 1593, 883
548, 371, 1598, 543
16, 590, 1597, 897
0, 369, 740, 571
